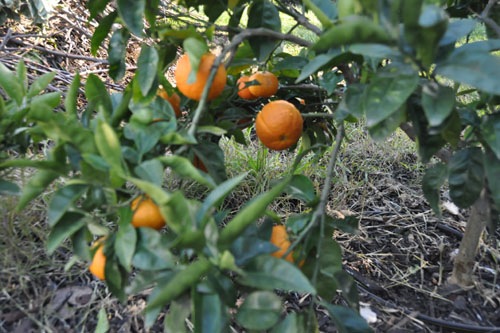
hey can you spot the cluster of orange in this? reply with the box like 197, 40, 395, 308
159, 51, 304, 151
89, 196, 166, 280
91, 51, 305, 280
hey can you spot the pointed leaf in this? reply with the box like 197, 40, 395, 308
95, 119, 124, 171
47, 184, 88, 227
247, 0, 281, 61
0, 62, 23, 105
27, 71, 56, 98
236, 291, 282, 331
422, 83, 455, 127
116, 0, 144, 36
422, 163, 448, 215
321, 302, 373, 333
136, 45, 159, 96
481, 114, 500, 160
47, 212, 86, 254
239, 255, 316, 294
448, 148, 484, 208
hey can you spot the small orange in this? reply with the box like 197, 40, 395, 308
174, 52, 227, 101
248, 71, 279, 98
255, 100, 303, 151
237, 75, 257, 100
89, 242, 106, 280
270, 225, 294, 263
158, 88, 182, 117
131, 196, 166, 230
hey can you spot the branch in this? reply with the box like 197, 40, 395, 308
275, 1, 322, 36
476, 0, 500, 38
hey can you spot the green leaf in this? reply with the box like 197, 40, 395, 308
349, 43, 401, 59
368, 106, 406, 141
115, 221, 137, 271
136, 45, 159, 96
303, 0, 337, 28
247, 0, 282, 61
163, 297, 191, 333
27, 72, 56, 98
108, 28, 130, 82
88, 0, 110, 19
439, 19, 477, 46
85, 74, 112, 115
193, 292, 228, 333
436, 48, 500, 96
236, 291, 282, 331
91, 11, 117, 55
196, 172, 248, 225
0, 62, 27, 105
183, 37, 208, 83
95, 118, 124, 172
47, 212, 86, 254
64, 72, 80, 119
421, 83, 455, 127
296, 49, 341, 83
218, 177, 289, 246
116, 0, 144, 36
484, 149, 500, 209
133, 228, 176, 270
134, 159, 164, 185
284, 174, 318, 206
159, 155, 216, 189
448, 148, 484, 208
238, 255, 316, 294
0, 179, 20, 195
94, 307, 110, 333
326, 215, 359, 234
270, 312, 309, 333
481, 114, 500, 160
364, 66, 419, 127
147, 257, 212, 309
16, 169, 60, 211
422, 163, 448, 215
31, 92, 61, 109
47, 184, 88, 227
312, 16, 390, 53
321, 302, 373, 333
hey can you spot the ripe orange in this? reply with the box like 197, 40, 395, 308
174, 52, 227, 101
270, 225, 295, 263
131, 196, 166, 230
248, 71, 279, 98
89, 242, 106, 280
158, 88, 182, 118
237, 75, 257, 100
255, 100, 303, 151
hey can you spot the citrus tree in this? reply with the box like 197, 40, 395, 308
1, 0, 500, 331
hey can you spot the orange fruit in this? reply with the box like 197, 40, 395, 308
89, 242, 106, 280
237, 75, 257, 100
255, 100, 303, 151
270, 225, 295, 263
248, 71, 279, 98
131, 196, 166, 230
174, 52, 227, 101
193, 155, 208, 172
158, 88, 182, 118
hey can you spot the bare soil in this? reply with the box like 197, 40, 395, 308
1, 2, 499, 332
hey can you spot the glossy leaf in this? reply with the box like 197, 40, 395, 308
47, 212, 86, 254
270, 312, 310, 333
136, 45, 159, 96
159, 155, 216, 189
481, 114, 500, 160
236, 291, 282, 331
364, 66, 418, 127
134, 159, 164, 185
0, 179, 20, 195
95, 118, 124, 172
27, 71, 56, 98
115, 219, 136, 271
163, 297, 191, 333
108, 28, 130, 82
422, 163, 448, 215
133, 228, 176, 270
296, 49, 341, 83
484, 149, 500, 208
47, 184, 88, 227
448, 148, 484, 208
284, 174, 318, 206
238, 255, 316, 294
349, 43, 401, 59
247, 0, 281, 61
193, 292, 228, 333
16, 169, 59, 211
0, 62, 23, 105
436, 47, 500, 96
322, 302, 373, 333
368, 106, 406, 141
85, 74, 112, 115
116, 0, 144, 36
303, 0, 336, 28
422, 83, 455, 127
91, 11, 117, 55
64, 72, 80, 119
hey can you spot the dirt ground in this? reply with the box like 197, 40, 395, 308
1, 1, 499, 332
